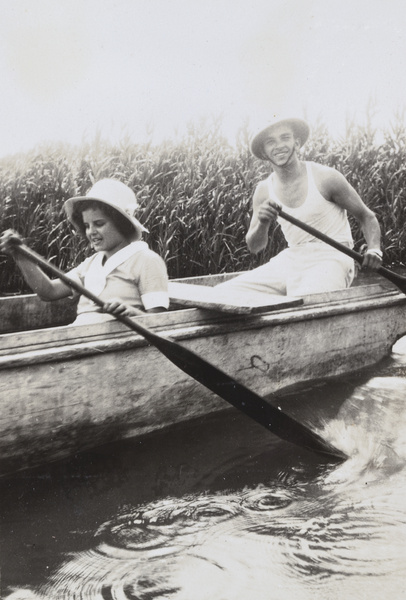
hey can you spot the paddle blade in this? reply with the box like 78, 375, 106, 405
145, 331, 347, 461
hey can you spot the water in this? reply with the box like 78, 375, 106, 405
2, 338, 406, 599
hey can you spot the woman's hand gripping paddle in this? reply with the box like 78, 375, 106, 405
278, 208, 406, 294
10, 240, 347, 461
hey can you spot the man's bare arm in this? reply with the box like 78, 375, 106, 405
246, 181, 280, 254
322, 167, 382, 268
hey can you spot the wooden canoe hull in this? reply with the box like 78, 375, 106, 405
1, 274, 405, 475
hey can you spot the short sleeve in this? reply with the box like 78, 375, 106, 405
137, 250, 169, 310
66, 259, 90, 299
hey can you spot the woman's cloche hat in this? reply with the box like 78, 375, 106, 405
250, 117, 310, 160
64, 179, 148, 235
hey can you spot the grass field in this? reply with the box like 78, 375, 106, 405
0, 117, 405, 294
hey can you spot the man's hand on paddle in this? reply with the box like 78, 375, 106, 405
0, 229, 23, 256
257, 199, 280, 224
361, 247, 383, 270
246, 183, 282, 254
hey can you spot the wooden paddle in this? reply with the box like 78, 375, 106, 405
11, 241, 346, 461
278, 208, 406, 294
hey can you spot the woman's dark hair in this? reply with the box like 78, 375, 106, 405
72, 200, 138, 239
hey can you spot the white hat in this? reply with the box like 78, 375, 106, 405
64, 179, 148, 235
250, 117, 310, 160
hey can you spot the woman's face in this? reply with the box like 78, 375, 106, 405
82, 207, 128, 258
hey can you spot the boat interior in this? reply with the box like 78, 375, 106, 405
0, 270, 400, 339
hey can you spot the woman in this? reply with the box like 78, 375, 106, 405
0, 179, 169, 325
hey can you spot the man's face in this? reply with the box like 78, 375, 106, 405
262, 125, 300, 166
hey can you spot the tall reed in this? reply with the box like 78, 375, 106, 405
0, 116, 405, 294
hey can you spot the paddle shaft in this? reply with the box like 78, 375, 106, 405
12, 242, 346, 461
278, 208, 406, 294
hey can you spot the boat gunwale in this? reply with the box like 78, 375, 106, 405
0, 284, 404, 369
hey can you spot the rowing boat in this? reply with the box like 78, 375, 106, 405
1, 271, 405, 475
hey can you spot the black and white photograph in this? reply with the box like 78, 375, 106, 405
1, 1, 406, 598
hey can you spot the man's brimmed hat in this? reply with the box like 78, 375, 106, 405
64, 179, 148, 236
250, 117, 310, 160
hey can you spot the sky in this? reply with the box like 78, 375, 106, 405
0, 0, 406, 157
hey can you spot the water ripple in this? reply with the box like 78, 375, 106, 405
241, 485, 295, 513
5, 369, 406, 599
95, 494, 241, 558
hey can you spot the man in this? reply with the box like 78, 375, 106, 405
217, 117, 383, 297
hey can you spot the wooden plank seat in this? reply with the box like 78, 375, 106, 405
168, 281, 303, 314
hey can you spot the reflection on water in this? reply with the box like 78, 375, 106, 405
3, 342, 406, 599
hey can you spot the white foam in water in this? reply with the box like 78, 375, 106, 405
321, 377, 406, 484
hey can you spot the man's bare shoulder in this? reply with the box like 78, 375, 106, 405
252, 178, 270, 204
311, 162, 348, 194
311, 161, 342, 179
255, 175, 271, 188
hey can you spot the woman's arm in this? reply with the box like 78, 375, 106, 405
0, 230, 72, 300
